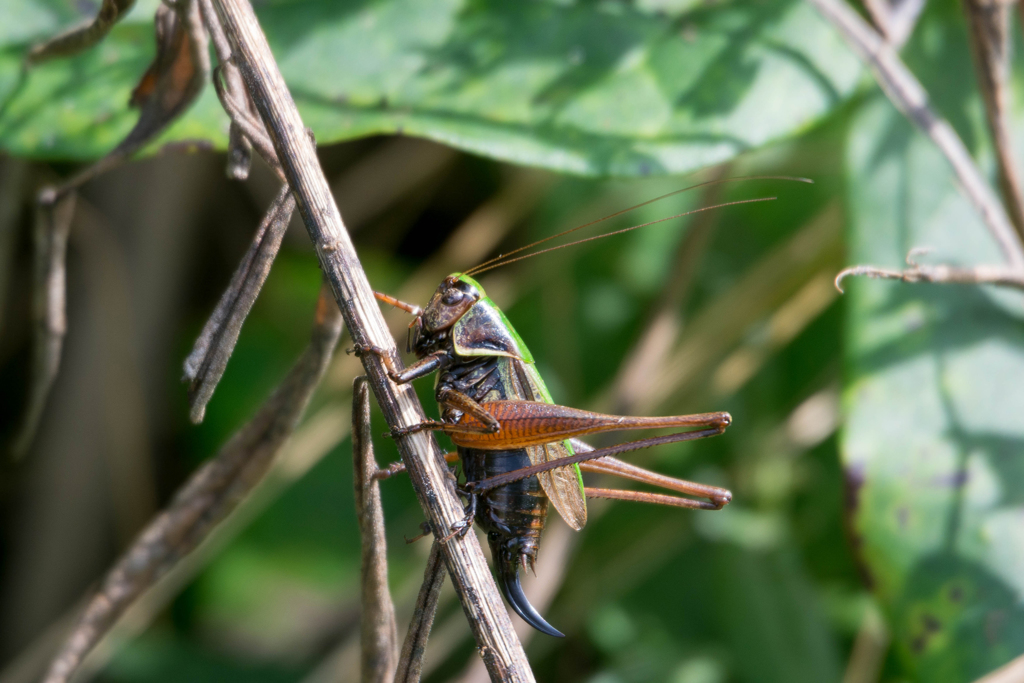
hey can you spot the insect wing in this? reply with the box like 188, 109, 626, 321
528, 441, 587, 531
514, 360, 588, 531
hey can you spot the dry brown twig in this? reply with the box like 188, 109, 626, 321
807, 0, 1024, 293
10, 194, 75, 459
352, 377, 400, 683
183, 184, 297, 421
26, 0, 136, 65
198, 0, 262, 179
183, 0, 297, 422
394, 542, 449, 683
208, 0, 533, 679
19, 0, 530, 678
963, 0, 1024, 242
834, 247, 1024, 292
39, 287, 344, 683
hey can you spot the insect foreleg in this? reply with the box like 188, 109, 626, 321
437, 387, 500, 433
390, 389, 501, 439
350, 343, 449, 384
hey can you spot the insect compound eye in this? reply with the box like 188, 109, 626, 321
442, 288, 464, 306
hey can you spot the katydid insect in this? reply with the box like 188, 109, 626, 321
358, 178, 805, 637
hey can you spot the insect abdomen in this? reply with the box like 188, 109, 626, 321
462, 447, 548, 557
461, 446, 562, 636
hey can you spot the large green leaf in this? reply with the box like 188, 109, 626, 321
843, 89, 1024, 683
0, 0, 861, 175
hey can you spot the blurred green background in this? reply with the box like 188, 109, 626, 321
2, 0, 1023, 682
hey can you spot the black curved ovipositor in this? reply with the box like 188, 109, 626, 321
498, 562, 564, 638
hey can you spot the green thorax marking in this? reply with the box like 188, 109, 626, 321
450, 274, 535, 363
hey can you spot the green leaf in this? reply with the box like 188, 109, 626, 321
843, 91, 1024, 681
0, 0, 861, 175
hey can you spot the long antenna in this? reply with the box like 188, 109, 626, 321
466, 196, 778, 277
463, 175, 810, 277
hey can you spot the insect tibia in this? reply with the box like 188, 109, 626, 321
373, 290, 421, 316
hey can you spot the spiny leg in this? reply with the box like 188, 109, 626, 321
466, 425, 728, 496
584, 487, 727, 511
578, 451, 731, 509
349, 343, 448, 384
440, 492, 477, 543
374, 452, 476, 540
388, 387, 503, 440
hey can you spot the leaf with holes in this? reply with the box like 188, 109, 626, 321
843, 76, 1024, 683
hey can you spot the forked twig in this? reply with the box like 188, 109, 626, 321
200, 0, 281, 175
353, 377, 399, 683
394, 542, 448, 683
207, 0, 534, 678
806, 0, 1024, 280
39, 288, 343, 683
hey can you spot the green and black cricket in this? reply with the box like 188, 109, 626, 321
360, 177, 806, 637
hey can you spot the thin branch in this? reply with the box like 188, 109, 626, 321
183, 184, 296, 422
963, 0, 1024, 242
207, 1, 534, 679
9, 193, 75, 460
199, 0, 278, 176
806, 0, 1024, 269
353, 376, 399, 683
39, 286, 344, 683
26, 0, 136, 65
834, 248, 1024, 291
394, 541, 448, 683
211, 66, 281, 174
198, 0, 256, 179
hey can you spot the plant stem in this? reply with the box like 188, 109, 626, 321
208, 0, 534, 679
